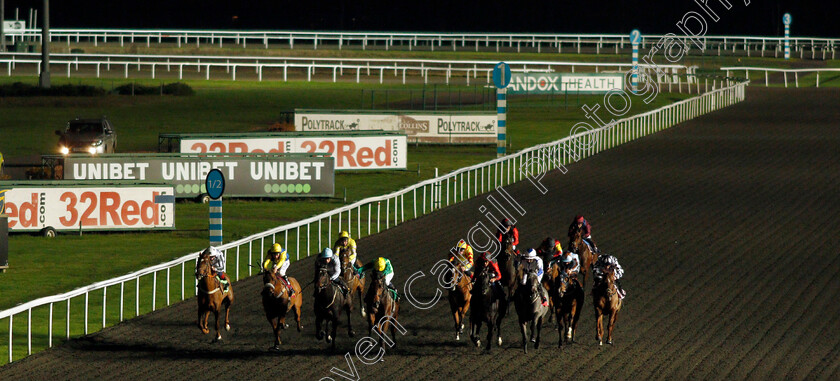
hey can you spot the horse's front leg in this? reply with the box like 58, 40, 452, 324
346, 304, 356, 338
519, 322, 528, 354
607, 310, 619, 345
201, 310, 211, 334
223, 300, 231, 331
315, 314, 324, 341
213, 309, 222, 341
595, 310, 603, 345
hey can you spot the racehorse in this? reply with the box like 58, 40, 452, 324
569, 230, 597, 287
313, 267, 355, 348
469, 264, 507, 352
592, 266, 622, 346
338, 248, 367, 318
261, 269, 302, 350
365, 273, 401, 346
513, 270, 550, 353
552, 268, 584, 346
497, 235, 518, 299
443, 261, 471, 341
195, 252, 233, 341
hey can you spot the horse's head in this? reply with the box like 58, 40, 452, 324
195, 254, 213, 281
316, 267, 331, 291
368, 274, 387, 314
338, 249, 354, 280
262, 270, 288, 299
557, 271, 571, 296
594, 265, 615, 291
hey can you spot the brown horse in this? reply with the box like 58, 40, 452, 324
553, 269, 584, 346
469, 264, 507, 352
195, 253, 233, 341
365, 274, 401, 346
569, 230, 597, 287
338, 248, 367, 318
444, 262, 471, 341
592, 267, 622, 346
262, 270, 303, 350
313, 267, 355, 349
497, 235, 518, 299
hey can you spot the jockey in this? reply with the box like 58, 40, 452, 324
521, 249, 549, 307
594, 252, 626, 299
202, 246, 230, 292
496, 218, 520, 252
450, 240, 474, 277
333, 231, 362, 274
559, 250, 581, 285
263, 243, 294, 295
315, 248, 348, 295
568, 215, 598, 252
476, 252, 505, 299
358, 257, 398, 299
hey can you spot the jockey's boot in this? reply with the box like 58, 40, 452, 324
354, 259, 365, 278
336, 278, 349, 296
282, 275, 295, 296
219, 273, 230, 292
540, 286, 549, 307
387, 283, 400, 301
615, 279, 627, 299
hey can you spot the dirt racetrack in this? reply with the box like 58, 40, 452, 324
2, 87, 839, 380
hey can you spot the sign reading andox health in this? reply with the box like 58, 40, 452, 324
506, 73, 625, 94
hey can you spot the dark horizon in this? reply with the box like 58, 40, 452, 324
2, 0, 839, 38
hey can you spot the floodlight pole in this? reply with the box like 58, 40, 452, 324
1, 0, 6, 52
38, 0, 50, 88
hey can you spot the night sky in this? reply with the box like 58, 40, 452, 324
2, 0, 838, 37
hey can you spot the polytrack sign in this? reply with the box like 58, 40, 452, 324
62, 153, 335, 198
294, 111, 496, 144
169, 131, 407, 171
0, 181, 175, 233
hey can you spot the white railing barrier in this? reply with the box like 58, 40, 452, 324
3, 28, 837, 58
720, 66, 840, 88
0, 80, 748, 364
0, 52, 691, 85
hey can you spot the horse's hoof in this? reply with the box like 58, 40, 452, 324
201, 328, 209, 334
530, 338, 536, 343
498, 337, 503, 346
607, 340, 613, 345
283, 323, 290, 329
599, 341, 603, 346
215, 335, 222, 342
271, 345, 281, 352
326, 335, 333, 344
456, 334, 460, 341
475, 340, 481, 348
349, 329, 356, 338
225, 324, 231, 331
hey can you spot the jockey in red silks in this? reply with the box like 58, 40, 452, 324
496, 218, 520, 252
569, 215, 598, 252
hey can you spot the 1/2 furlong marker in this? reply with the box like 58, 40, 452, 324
206, 169, 225, 246
493, 62, 511, 158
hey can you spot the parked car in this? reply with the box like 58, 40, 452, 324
56, 118, 117, 155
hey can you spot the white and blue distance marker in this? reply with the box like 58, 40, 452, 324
630, 29, 641, 91
206, 169, 225, 246
783, 13, 792, 60
493, 62, 511, 158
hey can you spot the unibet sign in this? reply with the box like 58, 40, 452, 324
506, 73, 625, 94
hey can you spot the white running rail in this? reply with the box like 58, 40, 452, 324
721, 66, 840, 88
2, 29, 838, 58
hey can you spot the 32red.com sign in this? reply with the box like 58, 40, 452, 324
2, 186, 175, 232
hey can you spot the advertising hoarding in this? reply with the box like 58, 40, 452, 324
506, 73, 625, 94
178, 132, 406, 171
0, 182, 174, 233
62, 153, 335, 198
294, 110, 497, 144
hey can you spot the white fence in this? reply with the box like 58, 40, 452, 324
0, 52, 693, 85
0, 80, 748, 364
721, 66, 840, 88
2, 29, 838, 58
